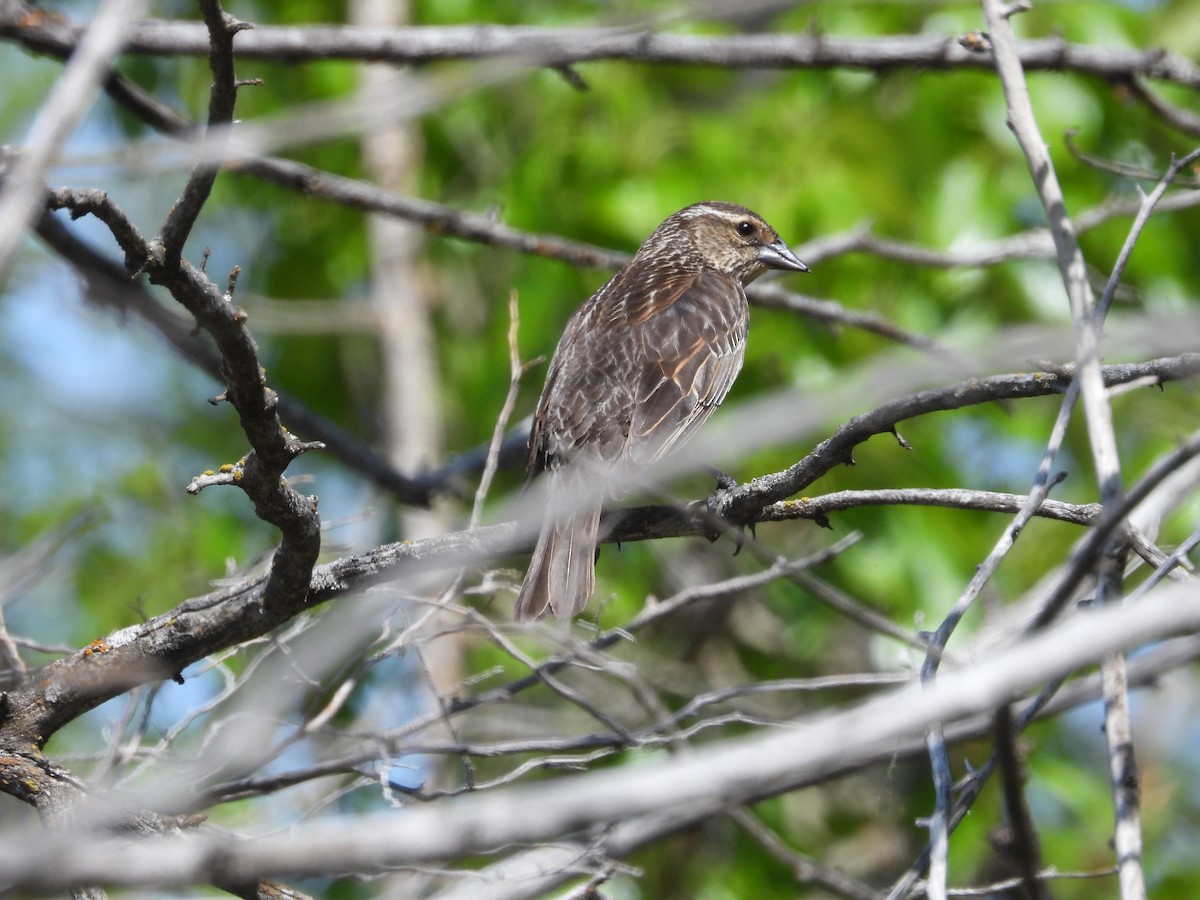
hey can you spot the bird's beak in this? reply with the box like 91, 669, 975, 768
757, 240, 810, 273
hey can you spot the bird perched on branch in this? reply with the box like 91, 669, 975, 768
515, 202, 809, 621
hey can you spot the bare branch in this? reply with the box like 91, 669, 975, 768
154, 0, 249, 261
0, 352, 1189, 754
714, 353, 1200, 526
3, 6, 1198, 89
4, 6, 322, 752
0, 582, 1196, 892
452, 628, 1200, 900
32, 211, 440, 505
0, 0, 148, 282
992, 706, 1051, 900
1128, 78, 1200, 138
730, 806, 879, 900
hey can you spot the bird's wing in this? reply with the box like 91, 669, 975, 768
524, 271, 648, 480
628, 270, 747, 465
527, 268, 746, 480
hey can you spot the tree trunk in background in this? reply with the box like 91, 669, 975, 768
351, 0, 462, 699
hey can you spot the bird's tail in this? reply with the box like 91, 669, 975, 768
515, 477, 603, 621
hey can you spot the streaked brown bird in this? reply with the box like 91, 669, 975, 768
515, 202, 809, 620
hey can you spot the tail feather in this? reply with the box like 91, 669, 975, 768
515, 496, 602, 621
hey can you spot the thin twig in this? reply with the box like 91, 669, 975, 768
730, 806, 879, 900
471, 290, 535, 530
974, 5, 1143, 897
0, 0, 149, 282
992, 706, 1051, 900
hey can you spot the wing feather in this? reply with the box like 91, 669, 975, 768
527, 267, 747, 480
628, 270, 747, 464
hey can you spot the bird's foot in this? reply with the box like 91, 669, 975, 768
701, 468, 756, 555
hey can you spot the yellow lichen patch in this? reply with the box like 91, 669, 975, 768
219, 463, 235, 473
203, 469, 215, 476
82, 638, 111, 657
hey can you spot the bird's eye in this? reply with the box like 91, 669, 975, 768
736, 221, 756, 237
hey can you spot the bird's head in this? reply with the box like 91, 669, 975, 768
640, 201, 810, 284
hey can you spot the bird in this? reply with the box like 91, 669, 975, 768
515, 201, 809, 621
